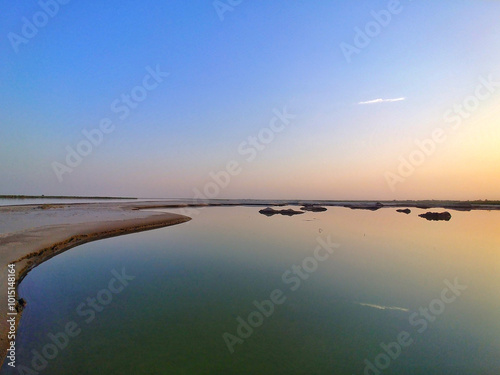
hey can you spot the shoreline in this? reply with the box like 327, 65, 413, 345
1, 199, 499, 368
0, 203, 192, 369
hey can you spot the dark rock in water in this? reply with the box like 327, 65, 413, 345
259, 207, 277, 216
259, 207, 304, 217
300, 205, 327, 212
280, 209, 305, 216
419, 211, 452, 221
397, 209, 411, 214
16, 298, 27, 313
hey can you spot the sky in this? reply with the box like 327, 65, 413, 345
1, 0, 499, 200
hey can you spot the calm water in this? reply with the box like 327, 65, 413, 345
3, 207, 500, 374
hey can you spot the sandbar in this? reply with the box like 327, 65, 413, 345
0, 201, 191, 367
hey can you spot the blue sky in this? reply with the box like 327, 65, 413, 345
1, 0, 499, 199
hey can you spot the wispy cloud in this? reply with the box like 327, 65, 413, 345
358, 97, 406, 105
354, 302, 409, 312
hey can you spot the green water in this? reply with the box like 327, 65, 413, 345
3, 207, 500, 374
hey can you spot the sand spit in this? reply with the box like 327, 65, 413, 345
0, 202, 191, 368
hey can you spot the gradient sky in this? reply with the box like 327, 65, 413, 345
1, 0, 499, 199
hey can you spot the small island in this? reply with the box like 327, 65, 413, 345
419, 211, 452, 221
300, 205, 327, 212
259, 207, 305, 216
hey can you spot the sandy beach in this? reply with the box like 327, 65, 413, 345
1, 199, 499, 367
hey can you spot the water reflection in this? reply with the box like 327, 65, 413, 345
4, 206, 500, 374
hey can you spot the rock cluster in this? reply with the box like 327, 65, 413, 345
300, 205, 327, 212
259, 207, 304, 216
419, 212, 452, 221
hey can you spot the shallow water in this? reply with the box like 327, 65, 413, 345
3, 206, 500, 374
